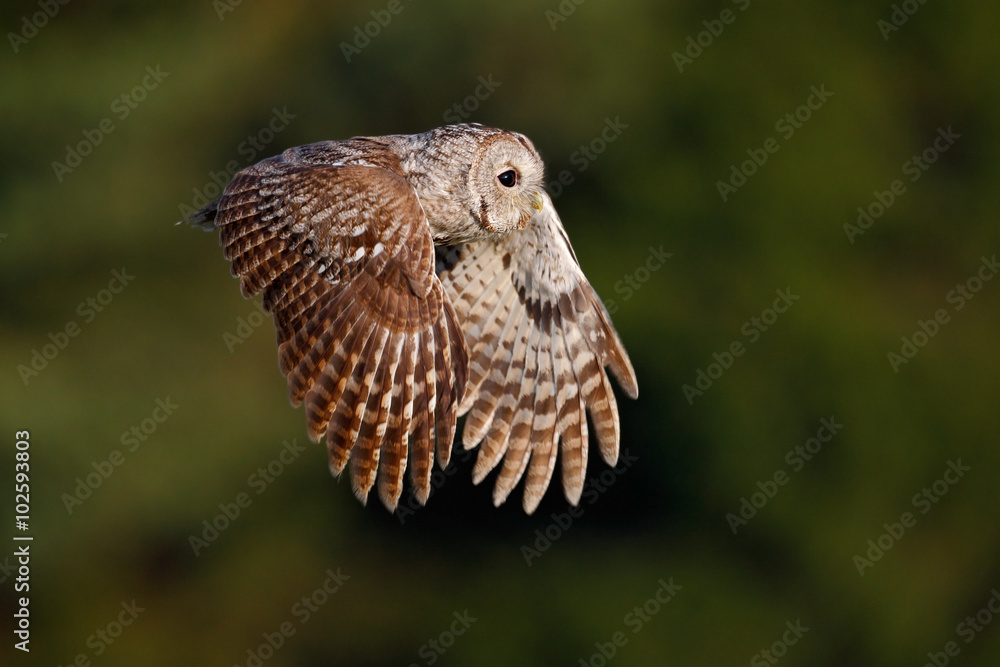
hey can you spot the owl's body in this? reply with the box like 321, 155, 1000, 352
189, 123, 637, 514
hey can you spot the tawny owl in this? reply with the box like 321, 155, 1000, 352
187, 123, 638, 514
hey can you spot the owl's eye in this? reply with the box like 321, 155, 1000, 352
497, 169, 518, 188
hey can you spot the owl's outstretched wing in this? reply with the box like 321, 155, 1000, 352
437, 191, 638, 514
207, 154, 468, 511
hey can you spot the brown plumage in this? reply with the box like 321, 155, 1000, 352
188, 123, 638, 514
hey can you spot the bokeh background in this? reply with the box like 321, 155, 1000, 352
2, 1, 999, 665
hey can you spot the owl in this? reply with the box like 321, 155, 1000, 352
188, 123, 638, 514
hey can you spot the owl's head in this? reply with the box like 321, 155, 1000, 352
468, 131, 545, 235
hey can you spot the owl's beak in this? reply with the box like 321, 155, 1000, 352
530, 190, 544, 212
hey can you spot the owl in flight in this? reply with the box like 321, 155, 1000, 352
188, 124, 637, 514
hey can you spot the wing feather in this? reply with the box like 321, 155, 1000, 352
470, 312, 532, 485
409, 329, 436, 505
439, 191, 637, 509
207, 154, 467, 511
377, 331, 416, 511
521, 316, 560, 514
325, 315, 381, 475
433, 295, 466, 468
460, 285, 521, 448
350, 329, 402, 503
554, 328, 588, 505
306, 309, 374, 446
491, 324, 543, 507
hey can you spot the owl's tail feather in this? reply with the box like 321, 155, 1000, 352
178, 198, 221, 231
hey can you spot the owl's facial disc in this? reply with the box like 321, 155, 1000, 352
470, 133, 545, 234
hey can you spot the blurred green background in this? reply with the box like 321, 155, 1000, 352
2, 1, 999, 665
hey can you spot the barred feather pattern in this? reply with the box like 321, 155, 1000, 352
194, 125, 637, 515
213, 152, 468, 511
438, 191, 638, 514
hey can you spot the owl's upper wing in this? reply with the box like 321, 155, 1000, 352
437, 191, 638, 514
213, 154, 467, 511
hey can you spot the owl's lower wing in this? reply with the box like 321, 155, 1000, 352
437, 192, 637, 514
214, 158, 468, 511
